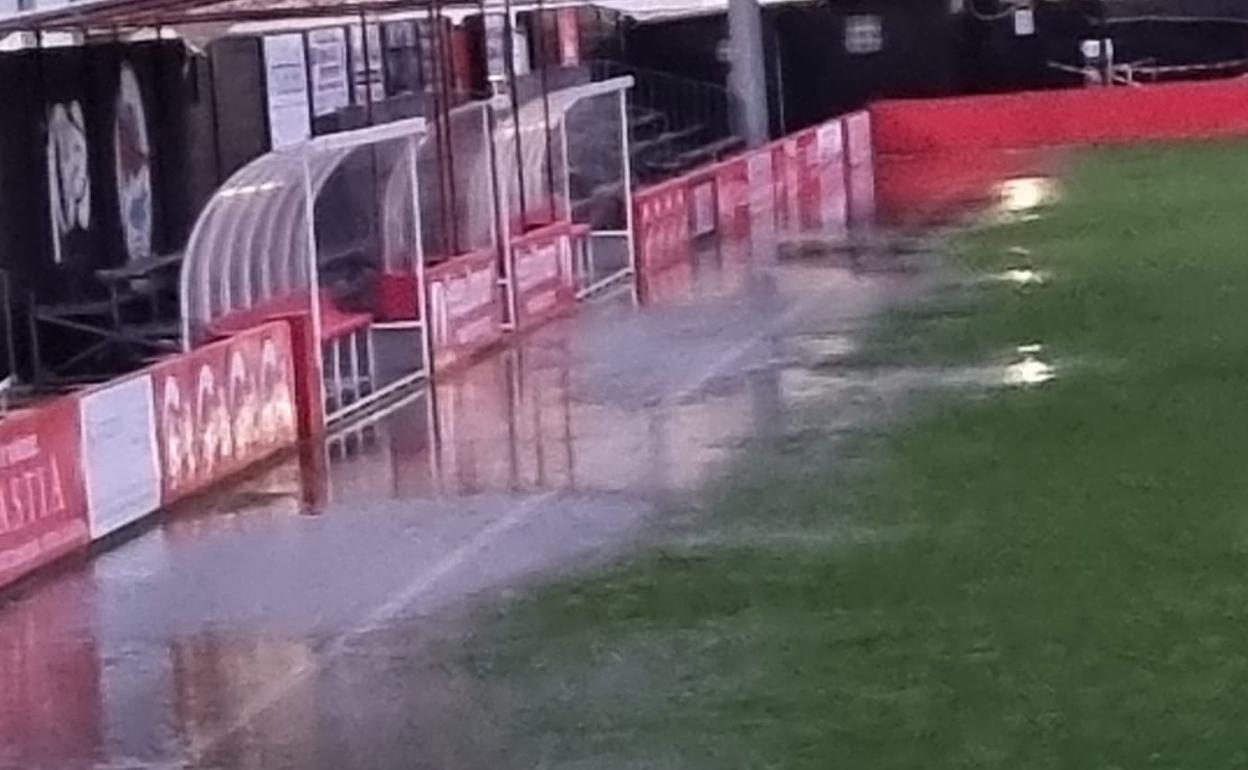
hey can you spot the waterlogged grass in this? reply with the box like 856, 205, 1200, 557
463, 140, 1248, 768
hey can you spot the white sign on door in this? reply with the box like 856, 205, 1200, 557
263, 34, 311, 149
307, 28, 350, 117
349, 24, 386, 104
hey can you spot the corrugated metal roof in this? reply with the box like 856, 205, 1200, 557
0, 0, 815, 34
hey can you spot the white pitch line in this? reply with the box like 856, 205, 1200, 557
188, 490, 559, 761
673, 290, 824, 402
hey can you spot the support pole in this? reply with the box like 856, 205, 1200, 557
726, 0, 769, 147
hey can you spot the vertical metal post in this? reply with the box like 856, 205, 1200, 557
479, 100, 514, 329
301, 155, 327, 411
331, 337, 344, 412
434, 2, 462, 253
534, 0, 557, 223
0, 272, 15, 380
359, 12, 375, 125
38, 30, 64, 269
425, 2, 452, 257
206, 36, 225, 186
502, 0, 529, 226
407, 134, 432, 378
302, 31, 317, 131
349, 329, 362, 400
727, 0, 770, 147
618, 88, 638, 303
366, 328, 378, 392
559, 122, 572, 223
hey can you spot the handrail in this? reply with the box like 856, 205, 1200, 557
585, 59, 742, 184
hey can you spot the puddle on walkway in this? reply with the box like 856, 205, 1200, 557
0, 200, 1064, 770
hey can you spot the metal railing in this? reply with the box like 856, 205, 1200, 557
586, 60, 743, 183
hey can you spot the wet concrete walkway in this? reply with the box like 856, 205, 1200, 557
0, 243, 920, 770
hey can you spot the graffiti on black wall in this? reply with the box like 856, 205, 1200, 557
45, 100, 91, 265
114, 63, 152, 263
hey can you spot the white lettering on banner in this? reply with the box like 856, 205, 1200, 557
0, 435, 39, 467
846, 112, 872, 167
516, 243, 560, 292
0, 458, 67, 536
785, 140, 801, 217
159, 334, 297, 497
441, 266, 495, 322
747, 153, 773, 210
691, 182, 716, 237
817, 122, 848, 229
456, 316, 497, 346
817, 122, 844, 160
525, 292, 557, 317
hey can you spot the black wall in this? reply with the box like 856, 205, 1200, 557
770, 0, 958, 130
958, 0, 1095, 93
1103, 0, 1248, 69
0, 41, 193, 305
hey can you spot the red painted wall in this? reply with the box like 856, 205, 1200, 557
871, 80, 1248, 155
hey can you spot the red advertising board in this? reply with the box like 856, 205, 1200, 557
794, 129, 823, 231
816, 120, 848, 232
511, 222, 581, 332
771, 137, 802, 232
638, 259, 696, 306
633, 181, 691, 275
746, 149, 776, 243
0, 397, 89, 590
425, 249, 506, 373
844, 110, 876, 222
688, 174, 718, 239
152, 321, 299, 504
715, 156, 750, 242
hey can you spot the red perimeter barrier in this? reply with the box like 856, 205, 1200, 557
511, 221, 585, 331
844, 111, 876, 223
871, 80, 1248, 155
631, 112, 872, 297
0, 397, 88, 590
425, 249, 506, 374
715, 156, 751, 241
634, 180, 692, 275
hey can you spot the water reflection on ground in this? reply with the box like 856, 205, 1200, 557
0, 231, 932, 770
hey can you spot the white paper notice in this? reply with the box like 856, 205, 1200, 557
263, 34, 312, 149
308, 28, 350, 117
80, 375, 161, 539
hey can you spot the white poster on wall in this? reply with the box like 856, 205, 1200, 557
1014, 8, 1036, 36
80, 375, 161, 539
349, 24, 386, 104
307, 28, 350, 117
263, 34, 311, 149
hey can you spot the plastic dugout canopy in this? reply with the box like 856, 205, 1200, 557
492, 76, 635, 290
180, 76, 633, 349
179, 115, 431, 348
